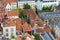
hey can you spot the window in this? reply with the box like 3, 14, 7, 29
6, 29, 8, 32
11, 28, 14, 35
6, 33, 8, 36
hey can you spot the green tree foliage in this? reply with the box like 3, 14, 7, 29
32, 33, 41, 40
42, 5, 52, 11
23, 3, 31, 9
12, 7, 22, 10
11, 35, 15, 39
18, 11, 25, 18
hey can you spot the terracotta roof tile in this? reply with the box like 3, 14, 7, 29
8, 19, 15, 26
0, 1, 2, 5
14, 18, 22, 30
30, 20, 35, 27
5, 0, 16, 5
24, 33, 34, 40
44, 26, 51, 32
0, 13, 4, 17
3, 18, 15, 26
56, 37, 60, 40
23, 9, 36, 19
7, 10, 19, 16
36, 26, 51, 33
16, 36, 22, 40
36, 28, 44, 33
38, 20, 44, 27
23, 22, 31, 31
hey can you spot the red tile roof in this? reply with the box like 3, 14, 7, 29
44, 26, 51, 32
38, 20, 44, 27
24, 33, 34, 40
0, 13, 4, 17
30, 20, 35, 27
5, 0, 16, 5
23, 9, 36, 19
23, 22, 31, 31
7, 10, 19, 16
36, 26, 51, 33
56, 37, 60, 40
3, 18, 22, 30
14, 18, 22, 30
16, 36, 22, 40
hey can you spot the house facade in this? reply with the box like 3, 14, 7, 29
3, 26, 16, 39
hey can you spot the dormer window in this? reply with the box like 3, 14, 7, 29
6, 3, 12, 11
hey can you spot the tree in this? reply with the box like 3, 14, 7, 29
18, 11, 27, 19
23, 3, 31, 9
32, 33, 41, 40
18, 11, 25, 18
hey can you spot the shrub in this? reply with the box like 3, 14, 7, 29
11, 35, 15, 39
23, 3, 31, 9
32, 33, 41, 40
42, 5, 52, 11
12, 7, 22, 11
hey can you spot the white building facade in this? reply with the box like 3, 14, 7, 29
18, 1, 35, 9
3, 26, 16, 39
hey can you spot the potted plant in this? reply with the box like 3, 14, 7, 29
11, 35, 15, 40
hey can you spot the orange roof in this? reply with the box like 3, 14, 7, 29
0, 1, 2, 5
3, 18, 15, 26
0, 13, 4, 17
23, 8, 36, 19
44, 26, 51, 32
24, 33, 34, 40
8, 19, 15, 26
16, 36, 22, 40
36, 26, 51, 33
14, 18, 22, 30
23, 22, 31, 31
36, 28, 44, 33
38, 20, 44, 27
5, 0, 16, 5
7, 10, 19, 16
30, 20, 35, 27
56, 37, 60, 40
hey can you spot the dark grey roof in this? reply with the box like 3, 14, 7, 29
41, 12, 60, 18
57, 21, 60, 28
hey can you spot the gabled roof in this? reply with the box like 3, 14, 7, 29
0, 1, 3, 5
23, 8, 36, 19
6, 3, 12, 9
30, 20, 35, 27
3, 18, 15, 26
38, 20, 44, 27
23, 33, 34, 40
36, 28, 44, 33
7, 10, 19, 16
16, 36, 22, 40
44, 26, 51, 32
0, 13, 4, 17
8, 18, 15, 26
23, 22, 31, 31
36, 26, 51, 33
14, 18, 22, 30
5, 0, 16, 5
